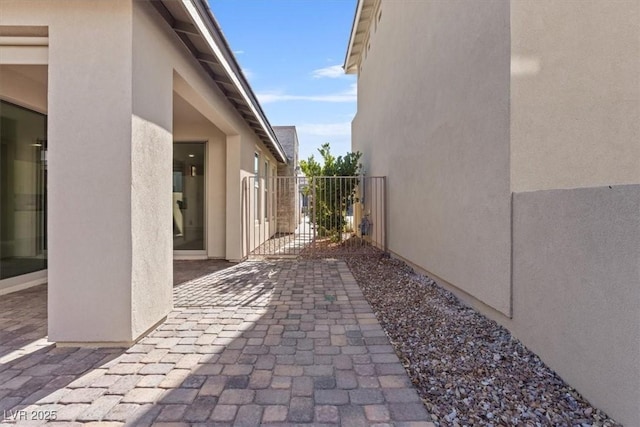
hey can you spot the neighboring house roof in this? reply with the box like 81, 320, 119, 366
344, 0, 377, 74
272, 126, 299, 164
150, 0, 287, 164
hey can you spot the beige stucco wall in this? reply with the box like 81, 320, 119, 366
0, 0, 280, 343
512, 185, 640, 426
242, 135, 278, 256
352, 0, 512, 315
1, 0, 140, 343
510, 0, 640, 192
130, 2, 174, 339
351, 1, 640, 424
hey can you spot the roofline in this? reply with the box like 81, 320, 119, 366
343, 0, 364, 74
182, 0, 288, 164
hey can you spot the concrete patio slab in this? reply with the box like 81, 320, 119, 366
0, 260, 433, 426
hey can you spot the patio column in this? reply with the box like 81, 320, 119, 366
47, 1, 172, 346
225, 134, 244, 261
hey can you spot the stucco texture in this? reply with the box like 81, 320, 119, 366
352, 0, 512, 315
512, 185, 640, 426
510, 0, 640, 192
1, 0, 281, 344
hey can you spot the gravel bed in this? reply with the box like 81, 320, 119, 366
303, 243, 621, 427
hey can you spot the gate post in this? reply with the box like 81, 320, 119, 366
311, 177, 316, 249
383, 176, 388, 253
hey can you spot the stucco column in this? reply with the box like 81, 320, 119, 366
225, 134, 243, 261
47, 0, 172, 345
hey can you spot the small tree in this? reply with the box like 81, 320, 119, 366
300, 143, 362, 240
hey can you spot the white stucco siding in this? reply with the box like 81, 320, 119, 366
3, 0, 138, 343
353, 1, 512, 315
133, 2, 279, 263
0, 0, 280, 343
131, 3, 175, 338
510, 0, 640, 192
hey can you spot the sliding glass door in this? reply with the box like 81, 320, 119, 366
0, 100, 47, 280
173, 142, 205, 252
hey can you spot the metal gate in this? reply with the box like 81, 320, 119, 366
242, 175, 386, 257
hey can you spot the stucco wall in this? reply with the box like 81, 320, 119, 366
512, 185, 640, 426
1, 0, 280, 343
133, 2, 279, 263
352, 0, 512, 315
131, 2, 174, 339
510, 0, 640, 192
35, 0, 135, 343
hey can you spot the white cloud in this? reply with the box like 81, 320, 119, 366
311, 64, 346, 79
257, 83, 356, 104
234, 50, 245, 55
241, 68, 255, 80
297, 122, 351, 137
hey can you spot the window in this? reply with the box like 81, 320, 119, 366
173, 142, 205, 251
0, 100, 48, 280
272, 166, 277, 219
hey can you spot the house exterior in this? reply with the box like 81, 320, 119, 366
0, 0, 286, 346
273, 126, 301, 234
344, 0, 639, 425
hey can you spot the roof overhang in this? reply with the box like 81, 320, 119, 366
150, 0, 288, 164
343, 0, 376, 74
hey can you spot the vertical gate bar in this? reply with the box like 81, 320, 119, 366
377, 177, 381, 251
298, 176, 301, 255
254, 176, 257, 255
289, 176, 292, 255
377, 177, 381, 250
243, 177, 249, 257
341, 176, 344, 247
382, 177, 386, 252
312, 177, 316, 251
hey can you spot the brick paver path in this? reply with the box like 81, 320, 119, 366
0, 260, 433, 426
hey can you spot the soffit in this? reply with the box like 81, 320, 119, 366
151, 0, 287, 163
344, 0, 376, 74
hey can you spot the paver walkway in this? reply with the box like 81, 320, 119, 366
0, 260, 433, 426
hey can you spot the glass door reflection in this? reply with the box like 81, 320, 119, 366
173, 142, 205, 251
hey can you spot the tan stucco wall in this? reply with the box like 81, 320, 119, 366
351, 1, 640, 424
0, 0, 279, 343
165, 28, 279, 261
352, 0, 512, 315
130, 2, 174, 339
511, 185, 640, 426
242, 135, 278, 256
510, 0, 640, 192
1, 0, 139, 343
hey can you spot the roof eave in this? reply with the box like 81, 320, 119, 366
343, 0, 376, 76
154, 0, 288, 164
343, 0, 364, 73
192, 0, 287, 164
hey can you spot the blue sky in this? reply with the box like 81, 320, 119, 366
210, 0, 358, 162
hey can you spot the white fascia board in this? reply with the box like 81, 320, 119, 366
181, 0, 287, 163
344, 0, 364, 73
